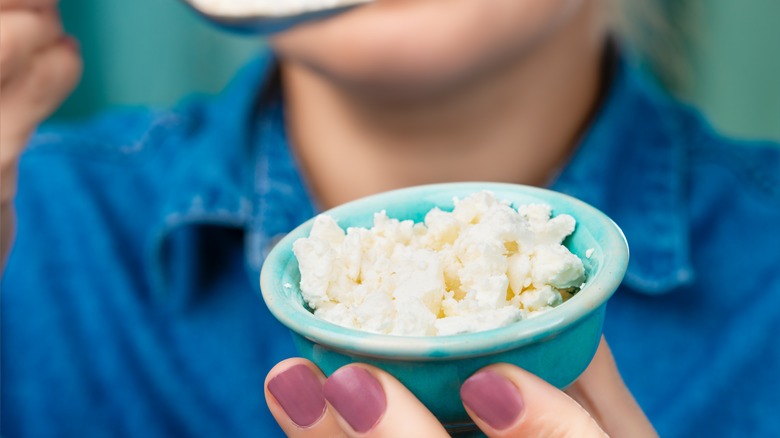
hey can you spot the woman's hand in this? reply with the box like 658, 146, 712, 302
0, 0, 82, 268
264, 337, 657, 437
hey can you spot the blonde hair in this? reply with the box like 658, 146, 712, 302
607, 0, 698, 96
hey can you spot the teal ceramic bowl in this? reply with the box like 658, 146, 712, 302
260, 182, 628, 425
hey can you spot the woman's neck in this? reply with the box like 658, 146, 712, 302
281, 3, 606, 210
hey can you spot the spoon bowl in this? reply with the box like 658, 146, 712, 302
180, 0, 370, 35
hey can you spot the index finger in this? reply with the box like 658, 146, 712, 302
0, 0, 58, 9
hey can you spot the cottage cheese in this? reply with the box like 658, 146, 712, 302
293, 191, 586, 336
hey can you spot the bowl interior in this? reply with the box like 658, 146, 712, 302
260, 182, 628, 360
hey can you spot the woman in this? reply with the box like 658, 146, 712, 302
2, 0, 778, 436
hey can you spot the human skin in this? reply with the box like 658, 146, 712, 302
0, 0, 657, 435
0, 0, 82, 269
267, 0, 657, 435
265, 337, 657, 436
271, 0, 607, 208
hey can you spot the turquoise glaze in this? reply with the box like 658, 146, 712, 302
260, 182, 629, 424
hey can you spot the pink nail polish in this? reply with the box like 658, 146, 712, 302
267, 364, 326, 428
460, 370, 525, 430
323, 367, 386, 433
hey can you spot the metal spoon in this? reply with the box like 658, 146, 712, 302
180, 0, 372, 35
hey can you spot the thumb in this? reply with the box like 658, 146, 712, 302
565, 337, 657, 437
461, 363, 606, 437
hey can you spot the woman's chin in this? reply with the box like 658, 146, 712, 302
271, 0, 580, 97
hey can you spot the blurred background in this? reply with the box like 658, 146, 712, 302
54, 0, 779, 142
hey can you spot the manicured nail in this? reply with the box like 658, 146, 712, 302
267, 364, 326, 428
323, 367, 386, 433
460, 370, 525, 430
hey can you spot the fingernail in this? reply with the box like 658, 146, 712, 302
460, 370, 525, 430
323, 367, 386, 433
267, 364, 326, 428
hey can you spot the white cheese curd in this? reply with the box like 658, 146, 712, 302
188, 0, 368, 17
293, 191, 586, 336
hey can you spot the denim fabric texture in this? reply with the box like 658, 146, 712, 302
3, 50, 779, 437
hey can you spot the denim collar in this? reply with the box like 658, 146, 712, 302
149, 51, 314, 302
152, 50, 693, 303
551, 56, 695, 294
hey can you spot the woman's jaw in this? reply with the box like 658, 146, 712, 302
269, 0, 599, 99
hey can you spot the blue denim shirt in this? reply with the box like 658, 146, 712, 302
3, 50, 779, 437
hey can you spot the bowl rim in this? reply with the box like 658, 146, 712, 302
260, 182, 628, 360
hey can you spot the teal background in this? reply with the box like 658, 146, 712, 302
684, 0, 780, 141
55, 0, 779, 142
55, 0, 259, 119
